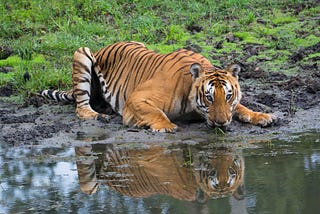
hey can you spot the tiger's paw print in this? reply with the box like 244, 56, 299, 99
253, 113, 278, 127
150, 122, 178, 133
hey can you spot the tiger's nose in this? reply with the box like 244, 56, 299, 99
214, 120, 231, 127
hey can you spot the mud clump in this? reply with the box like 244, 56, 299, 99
255, 92, 277, 107
0, 112, 40, 124
306, 78, 320, 94
0, 83, 16, 97
240, 64, 268, 79
281, 75, 305, 90
186, 23, 203, 34
184, 41, 203, 53
23, 95, 48, 108
243, 44, 266, 56
2, 121, 71, 146
0, 66, 13, 73
289, 42, 320, 63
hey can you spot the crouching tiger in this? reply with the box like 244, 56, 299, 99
40, 41, 276, 132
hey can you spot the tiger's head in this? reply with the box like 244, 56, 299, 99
194, 151, 245, 202
189, 63, 241, 128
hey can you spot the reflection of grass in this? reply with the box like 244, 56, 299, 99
266, 141, 275, 149
183, 145, 193, 167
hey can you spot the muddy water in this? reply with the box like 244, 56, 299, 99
0, 131, 319, 213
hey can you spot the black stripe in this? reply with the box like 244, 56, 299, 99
115, 88, 121, 112
76, 99, 88, 105
105, 43, 139, 75
208, 79, 215, 86
167, 79, 180, 112
180, 93, 189, 114
132, 50, 153, 86
63, 94, 74, 102
105, 45, 143, 86
47, 90, 54, 99
107, 44, 123, 73
73, 76, 90, 83
108, 56, 134, 95
109, 46, 148, 96
160, 50, 188, 68
195, 86, 199, 106
220, 79, 227, 85
127, 50, 150, 79
55, 92, 61, 101
143, 54, 166, 80
101, 43, 123, 74
171, 63, 193, 79
105, 94, 111, 103
74, 89, 89, 96
166, 55, 190, 71
136, 51, 159, 82
95, 46, 110, 67
73, 60, 91, 75
82, 47, 93, 64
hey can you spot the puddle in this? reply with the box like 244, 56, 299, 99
0, 131, 319, 213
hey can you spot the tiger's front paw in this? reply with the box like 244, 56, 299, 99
150, 122, 178, 133
252, 113, 277, 127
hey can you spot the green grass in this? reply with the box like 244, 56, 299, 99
0, 0, 319, 98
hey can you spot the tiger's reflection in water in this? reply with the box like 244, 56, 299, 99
75, 143, 245, 202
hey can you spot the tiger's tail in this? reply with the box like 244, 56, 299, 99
39, 89, 75, 103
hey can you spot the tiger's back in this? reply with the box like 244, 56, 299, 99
89, 41, 211, 114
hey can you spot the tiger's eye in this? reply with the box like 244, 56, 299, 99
206, 95, 213, 102
226, 94, 232, 100
228, 167, 236, 177
209, 169, 217, 177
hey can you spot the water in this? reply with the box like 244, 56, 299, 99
0, 131, 319, 213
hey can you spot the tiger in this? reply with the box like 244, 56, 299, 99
40, 41, 276, 132
75, 144, 245, 202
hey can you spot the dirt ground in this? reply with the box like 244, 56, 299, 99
0, 43, 319, 148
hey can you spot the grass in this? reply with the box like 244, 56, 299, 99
0, 0, 319, 98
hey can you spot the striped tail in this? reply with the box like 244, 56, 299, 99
39, 89, 75, 103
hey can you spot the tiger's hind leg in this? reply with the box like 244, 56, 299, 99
72, 47, 110, 122
234, 103, 277, 127
123, 97, 177, 133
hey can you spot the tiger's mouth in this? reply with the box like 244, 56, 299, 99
206, 121, 228, 132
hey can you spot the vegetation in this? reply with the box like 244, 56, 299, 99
0, 0, 319, 97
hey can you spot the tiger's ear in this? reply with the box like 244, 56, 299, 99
227, 64, 241, 79
190, 63, 203, 80
232, 183, 245, 200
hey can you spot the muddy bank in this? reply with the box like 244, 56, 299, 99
0, 98, 319, 149
0, 68, 319, 148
